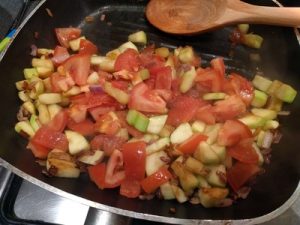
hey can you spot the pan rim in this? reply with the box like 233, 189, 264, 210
0, 0, 300, 224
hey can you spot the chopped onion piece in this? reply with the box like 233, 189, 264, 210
262, 131, 274, 149
277, 111, 291, 116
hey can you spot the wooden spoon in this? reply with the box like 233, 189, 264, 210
146, 0, 300, 35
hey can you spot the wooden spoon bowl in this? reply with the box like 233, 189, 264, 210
146, 0, 300, 35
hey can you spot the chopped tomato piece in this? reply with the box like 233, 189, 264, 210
114, 49, 140, 72
155, 66, 172, 90
67, 118, 94, 136
227, 162, 260, 192
122, 141, 146, 180
210, 57, 225, 79
195, 68, 223, 92
52, 46, 70, 65
227, 138, 259, 164
90, 135, 126, 155
218, 119, 252, 146
120, 179, 141, 198
140, 167, 172, 194
194, 104, 216, 125
68, 104, 87, 123
111, 80, 130, 91
105, 149, 125, 187
213, 95, 246, 122
50, 72, 74, 92
225, 73, 254, 106
88, 163, 107, 189
177, 133, 208, 154
55, 28, 81, 48
139, 52, 165, 76
47, 110, 69, 132
167, 95, 204, 127
27, 140, 51, 159
94, 112, 121, 135
63, 53, 91, 86
88, 106, 116, 121
129, 82, 167, 114
88, 163, 122, 189
70, 92, 117, 109
79, 39, 98, 55
32, 126, 68, 151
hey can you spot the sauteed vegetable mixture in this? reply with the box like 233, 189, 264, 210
15, 28, 297, 208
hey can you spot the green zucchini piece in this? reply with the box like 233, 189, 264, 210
191, 120, 206, 133
251, 90, 268, 108
147, 115, 168, 134
30, 114, 41, 132
104, 82, 129, 105
238, 114, 266, 129
275, 83, 297, 103
155, 47, 170, 58
206, 165, 226, 187
180, 66, 196, 93
128, 31, 147, 45
15, 121, 35, 137
267, 80, 283, 95
24, 68, 38, 80
138, 68, 150, 80
238, 24, 249, 34
266, 96, 283, 112
242, 34, 263, 49
160, 182, 176, 200
252, 75, 272, 92
202, 92, 227, 101
126, 109, 139, 125
251, 108, 277, 120
134, 113, 149, 132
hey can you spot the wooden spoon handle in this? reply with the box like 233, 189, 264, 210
228, 0, 300, 27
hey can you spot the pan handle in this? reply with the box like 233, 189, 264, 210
84, 208, 132, 225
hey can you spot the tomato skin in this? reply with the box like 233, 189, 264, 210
32, 126, 68, 151
227, 162, 260, 192
105, 149, 126, 187
194, 104, 216, 125
120, 179, 141, 198
63, 53, 91, 86
129, 82, 167, 114
67, 118, 95, 136
210, 57, 225, 79
79, 39, 98, 55
27, 140, 51, 159
47, 110, 69, 132
218, 119, 252, 146
167, 95, 204, 127
122, 141, 146, 180
52, 46, 70, 65
88, 163, 122, 189
177, 133, 208, 154
114, 49, 140, 72
213, 95, 246, 122
55, 28, 81, 48
225, 73, 254, 106
227, 138, 259, 164
155, 66, 172, 90
139, 52, 165, 75
140, 167, 172, 194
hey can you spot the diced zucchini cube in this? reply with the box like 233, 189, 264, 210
238, 115, 266, 129
192, 120, 206, 133
252, 75, 272, 92
180, 66, 196, 93
238, 24, 249, 34
275, 83, 297, 103
251, 108, 277, 120
202, 92, 227, 101
170, 123, 193, 144
251, 90, 268, 108
147, 115, 168, 134
24, 68, 38, 80
65, 130, 90, 155
242, 34, 263, 49
128, 31, 147, 45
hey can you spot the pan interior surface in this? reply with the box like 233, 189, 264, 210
0, 0, 299, 222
